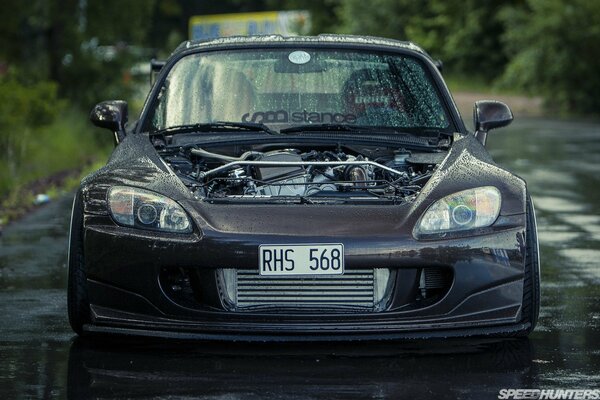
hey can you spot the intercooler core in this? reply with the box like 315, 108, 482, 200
217, 268, 393, 312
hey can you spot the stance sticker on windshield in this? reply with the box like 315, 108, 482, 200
242, 110, 357, 124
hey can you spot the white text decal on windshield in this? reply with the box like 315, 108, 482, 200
242, 110, 357, 124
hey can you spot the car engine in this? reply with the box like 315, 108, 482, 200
162, 145, 442, 202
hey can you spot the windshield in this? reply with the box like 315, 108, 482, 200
146, 48, 452, 133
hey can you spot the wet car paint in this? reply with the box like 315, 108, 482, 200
1, 117, 599, 398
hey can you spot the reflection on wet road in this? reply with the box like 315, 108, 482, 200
1, 118, 599, 399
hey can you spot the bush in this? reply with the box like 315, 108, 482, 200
336, 0, 511, 80
0, 73, 63, 194
0, 71, 112, 197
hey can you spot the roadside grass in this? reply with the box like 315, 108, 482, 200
0, 108, 112, 227
0, 160, 107, 223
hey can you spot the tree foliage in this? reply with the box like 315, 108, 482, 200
499, 0, 600, 114
0, 71, 108, 196
0, 0, 156, 105
0, 0, 154, 196
336, 0, 513, 80
335, 0, 418, 39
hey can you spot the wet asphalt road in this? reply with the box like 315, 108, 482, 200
1, 117, 599, 399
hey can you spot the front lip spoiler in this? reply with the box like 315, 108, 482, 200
83, 322, 531, 342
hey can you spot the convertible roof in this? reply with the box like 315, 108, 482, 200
173, 34, 427, 57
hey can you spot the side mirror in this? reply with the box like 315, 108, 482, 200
473, 100, 513, 146
90, 100, 128, 144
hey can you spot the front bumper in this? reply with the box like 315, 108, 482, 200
83, 315, 531, 341
82, 203, 528, 339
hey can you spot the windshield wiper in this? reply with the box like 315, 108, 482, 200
279, 123, 377, 134
279, 124, 446, 148
151, 121, 279, 136
279, 123, 443, 136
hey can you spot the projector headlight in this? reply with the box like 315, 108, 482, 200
108, 186, 192, 233
416, 186, 501, 235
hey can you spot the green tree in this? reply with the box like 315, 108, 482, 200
335, 0, 419, 39
268, 0, 342, 35
407, 0, 514, 80
500, 0, 600, 114
335, 0, 513, 80
0, 0, 157, 106
0, 0, 160, 198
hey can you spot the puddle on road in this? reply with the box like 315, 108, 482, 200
558, 248, 600, 284
61, 338, 540, 399
526, 169, 574, 187
557, 214, 600, 234
533, 196, 588, 213
537, 230, 581, 245
0, 194, 72, 290
559, 248, 600, 265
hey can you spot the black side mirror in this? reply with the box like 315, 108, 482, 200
90, 100, 128, 144
473, 100, 513, 146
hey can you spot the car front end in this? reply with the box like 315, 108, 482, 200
69, 35, 538, 340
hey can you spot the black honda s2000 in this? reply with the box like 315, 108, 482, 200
68, 35, 540, 340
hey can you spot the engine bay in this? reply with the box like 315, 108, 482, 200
161, 143, 445, 203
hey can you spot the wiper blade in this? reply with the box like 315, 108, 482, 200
279, 123, 376, 134
152, 121, 279, 136
279, 124, 442, 136
279, 124, 448, 138
278, 124, 445, 148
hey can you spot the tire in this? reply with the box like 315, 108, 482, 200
67, 191, 90, 335
519, 195, 541, 335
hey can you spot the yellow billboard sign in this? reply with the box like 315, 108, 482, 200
189, 11, 310, 40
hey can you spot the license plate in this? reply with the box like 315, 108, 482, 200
259, 244, 344, 276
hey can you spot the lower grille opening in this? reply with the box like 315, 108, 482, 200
415, 267, 454, 306
217, 268, 393, 312
159, 267, 197, 309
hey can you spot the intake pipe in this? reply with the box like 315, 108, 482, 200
190, 148, 262, 162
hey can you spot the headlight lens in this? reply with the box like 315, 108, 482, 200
108, 186, 192, 233
416, 186, 501, 234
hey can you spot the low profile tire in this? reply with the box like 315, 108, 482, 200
67, 191, 90, 335
519, 196, 541, 335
